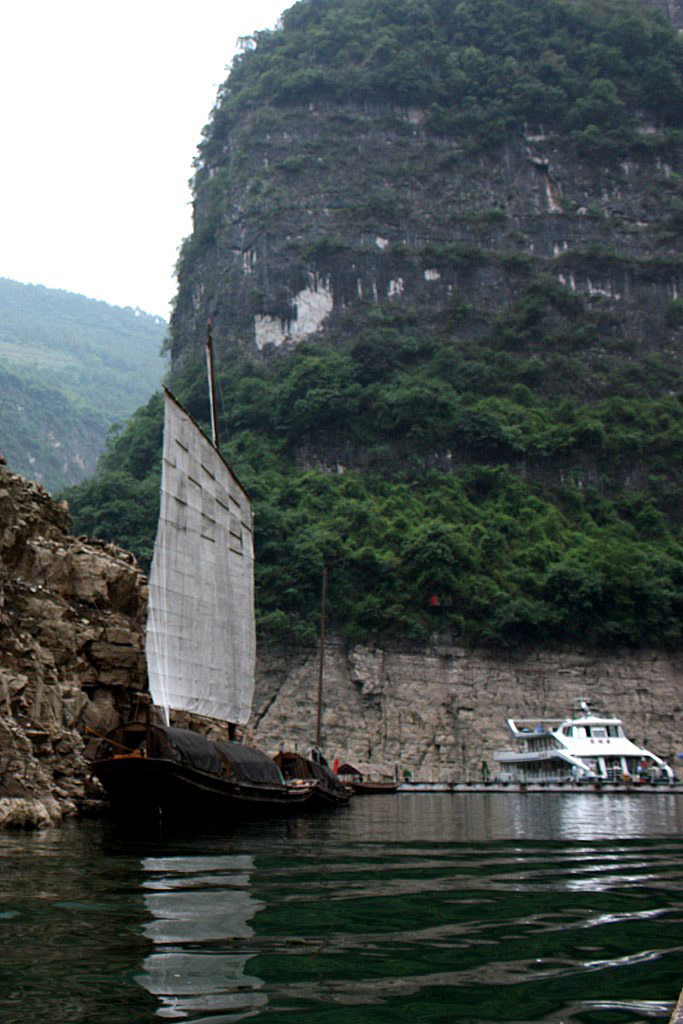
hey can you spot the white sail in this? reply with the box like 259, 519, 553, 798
146, 390, 255, 724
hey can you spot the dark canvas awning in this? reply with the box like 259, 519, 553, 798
155, 727, 284, 786
337, 761, 393, 778
161, 726, 225, 776
215, 741, 284, 785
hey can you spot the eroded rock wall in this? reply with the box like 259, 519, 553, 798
252, 640, 683, 778
0, 463, 147, 826
174, 108, 682, 372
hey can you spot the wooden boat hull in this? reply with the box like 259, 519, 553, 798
310, 780, 353, 808
350, 781, 400, 794
93, 754, 317, 824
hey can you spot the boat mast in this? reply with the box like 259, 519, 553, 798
205, 320, 238, 740
206, 319, 219, 449
315, 565, 328, 748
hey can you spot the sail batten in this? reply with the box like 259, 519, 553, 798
146, 391, 255, 724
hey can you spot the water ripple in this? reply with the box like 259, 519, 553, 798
1, 796, 682, 1023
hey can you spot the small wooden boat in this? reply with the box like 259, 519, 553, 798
267, 568, 351, 810
274, 749, 352, 807
336, 761, 400, 794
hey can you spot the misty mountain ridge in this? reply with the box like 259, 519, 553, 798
0, 277, 167, 492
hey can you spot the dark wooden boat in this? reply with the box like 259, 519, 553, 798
274, 749, 352, 807
93, 722, 317, 822
269, 570, 350, 810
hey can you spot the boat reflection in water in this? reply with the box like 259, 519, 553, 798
136, 853, 266, 1020
467, 788, 683, 843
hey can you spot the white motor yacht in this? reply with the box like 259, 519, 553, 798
494, 699, 675, 784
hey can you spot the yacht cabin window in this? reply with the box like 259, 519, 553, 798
561, 722, 623, 738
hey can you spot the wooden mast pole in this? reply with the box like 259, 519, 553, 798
315, 565, 328, 749
206, 319, 219, 449
206, 319, 236, 739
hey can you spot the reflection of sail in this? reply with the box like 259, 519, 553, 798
137, 854, 267, 1020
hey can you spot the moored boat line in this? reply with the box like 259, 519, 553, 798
322, 696, 680, 796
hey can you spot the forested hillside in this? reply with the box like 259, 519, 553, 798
65, 0, 683, 650
0, 279, 166, 490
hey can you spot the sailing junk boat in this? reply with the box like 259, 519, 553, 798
91, 387, 317, 820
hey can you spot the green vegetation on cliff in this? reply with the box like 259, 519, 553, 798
63, 0, 683, 649
65, 274, 683, 648
205, 0, 682, 158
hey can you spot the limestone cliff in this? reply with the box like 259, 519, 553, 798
172, 0, 683, 386
252, 640, 683, 778
174, 125, 682, 383
0, 461, 146, 826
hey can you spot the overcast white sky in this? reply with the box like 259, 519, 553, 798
0, 1, 287, 318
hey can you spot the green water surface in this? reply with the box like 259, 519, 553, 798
1, 793, 682, 1024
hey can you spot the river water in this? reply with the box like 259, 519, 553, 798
1, 793, 682, 1024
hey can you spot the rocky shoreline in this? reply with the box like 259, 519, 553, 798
0, 461, 146, 826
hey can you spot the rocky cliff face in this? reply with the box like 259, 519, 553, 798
0, 462, 147, 826
173, 112, 682, 373
168, 72, 683, 536
147, 0, 683, 656
252, 640, 683, 777
172, 0, 683, 393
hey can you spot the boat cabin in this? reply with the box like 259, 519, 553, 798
336, 761, 400, 793
494, 700, 675, 784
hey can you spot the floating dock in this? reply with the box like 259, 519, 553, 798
397, 781, 682, 795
